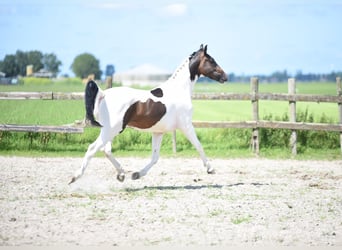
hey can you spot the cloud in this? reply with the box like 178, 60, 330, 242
163, 3, 187, 17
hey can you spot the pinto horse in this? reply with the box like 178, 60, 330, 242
69, 44, 227, 184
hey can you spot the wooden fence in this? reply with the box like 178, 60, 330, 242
0, 91, 85, 134
0, 77, 342, 154
0, 124, 83, 133
189, 77, 342, 155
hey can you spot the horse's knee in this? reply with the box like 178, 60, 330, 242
86, 139, 102, 155
102, 141, 111, 156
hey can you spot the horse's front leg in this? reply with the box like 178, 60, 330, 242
132, 132, 164, 180
69, 136, 105, 184
180, 124, 215, 174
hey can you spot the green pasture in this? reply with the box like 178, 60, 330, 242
0, 78, 341, 159
0, 77, 86, 92
195, 81, 338, 95
0, 78, 339, 123
0, 97, 338, 126
0, 77, 338, 95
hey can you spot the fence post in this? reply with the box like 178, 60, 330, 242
251, 77, 259, 155
106, 76, 113, 89
288, 78, 297, 156
337, 77, 342, 154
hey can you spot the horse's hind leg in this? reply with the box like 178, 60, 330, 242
132, 133, 163, 180
69, 135, 106, 184
104, 141, 125, 182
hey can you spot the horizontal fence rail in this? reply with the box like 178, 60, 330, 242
192, 93, 342, 103
0, 124, 84, 133
0, 92, 84, 100
1, 91, 342, 103
0, 77, 341, 154
192, 121, 342, 132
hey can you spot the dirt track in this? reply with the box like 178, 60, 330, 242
0, 156, 341, 246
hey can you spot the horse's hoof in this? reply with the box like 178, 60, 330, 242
207, 168, 216, 174
68, 177, 76, 185
132, 172, 140, 180
117, 173, 125, 182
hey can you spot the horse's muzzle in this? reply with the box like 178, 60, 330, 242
219, 73, 228, 83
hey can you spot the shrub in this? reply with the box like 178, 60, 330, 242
259, 109, 339, 150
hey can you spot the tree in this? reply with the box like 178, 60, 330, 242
71, 53, 102, 79
270, 70, 289, 82
0, 55, 19, 77
14, 50, 43, 76
42, 53, 62, 77
27, 50, 43, 72
15, 50, 28, 76
1, 50, 62, 77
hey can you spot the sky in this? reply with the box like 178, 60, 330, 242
0, 0, 341, 77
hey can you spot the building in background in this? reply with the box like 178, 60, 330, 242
113, 63, 171, 87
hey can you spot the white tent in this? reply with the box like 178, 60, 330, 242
113, 63, 171, 87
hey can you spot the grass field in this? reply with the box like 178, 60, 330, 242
0, 99, 337, 125
0, 78, 338, 94
0, 78, 341, 159
0, 79, 339, 124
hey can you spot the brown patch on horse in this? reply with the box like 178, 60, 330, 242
150, 88, 163, 97
122, 99, 167, 130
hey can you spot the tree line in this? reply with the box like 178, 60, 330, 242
0, 50, 62, 78
0, 50, 103, 79
227, 70, 342, 83
1, 50, 340, 82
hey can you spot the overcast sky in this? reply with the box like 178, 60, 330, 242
1, 0, 341, 77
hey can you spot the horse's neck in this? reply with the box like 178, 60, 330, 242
162, 58, 197, 95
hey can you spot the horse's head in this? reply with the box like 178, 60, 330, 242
189, 44, 228, 83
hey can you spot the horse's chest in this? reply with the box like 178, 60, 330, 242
123, 98, 167, 129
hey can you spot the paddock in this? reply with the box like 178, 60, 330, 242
0, 156, 341, 246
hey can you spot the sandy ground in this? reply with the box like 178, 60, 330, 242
0, 156, 341, 246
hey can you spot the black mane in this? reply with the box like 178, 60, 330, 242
189, 49, 202, 81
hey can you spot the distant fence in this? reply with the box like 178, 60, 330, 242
0, 77, 341, 154
0, 91, 85, 133
0, 92, 84, 100
0, 92, 85, 134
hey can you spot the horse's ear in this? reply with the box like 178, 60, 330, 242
204, 45, 208, 55
200, 44, 203, 50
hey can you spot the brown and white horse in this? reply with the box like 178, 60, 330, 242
70, 44, 227, 184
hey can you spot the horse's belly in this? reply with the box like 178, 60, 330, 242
125, 98, 166, 129
129, 116, 175, 133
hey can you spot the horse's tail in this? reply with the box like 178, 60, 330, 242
85, 80, 103, 127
